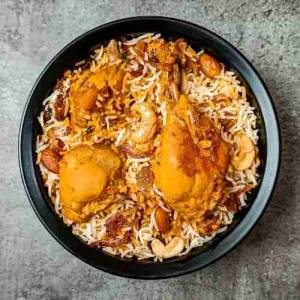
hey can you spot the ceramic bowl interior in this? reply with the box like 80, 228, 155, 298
19, 17, 280, 279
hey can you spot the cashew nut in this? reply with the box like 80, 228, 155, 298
130, 103, 157, 144
151, 237, 184, 259
232, 134, 255, 170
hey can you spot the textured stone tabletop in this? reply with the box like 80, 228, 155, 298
0, 1, 299, 299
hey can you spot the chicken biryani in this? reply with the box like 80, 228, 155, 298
36, 33, 260, 260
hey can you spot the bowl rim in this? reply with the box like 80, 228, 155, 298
18, 16, 281, 279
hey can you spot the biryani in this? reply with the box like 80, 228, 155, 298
36, 33, 260, 260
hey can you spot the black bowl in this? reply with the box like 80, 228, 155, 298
19, 17, 281, 279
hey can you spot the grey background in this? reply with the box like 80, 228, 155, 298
0, 0, 299, 299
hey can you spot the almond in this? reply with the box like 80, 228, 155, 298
199, 53, 221, 78
155, 207, 171, 234
41, 148, 60, 173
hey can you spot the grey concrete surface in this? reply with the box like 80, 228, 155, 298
0, 0, 299, 299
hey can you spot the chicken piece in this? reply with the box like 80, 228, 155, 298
59, 145, 120, 222
86, 65, 124, 91
152, 110, 195, 201
152, 95, 229, 219
74, 83, 98, 110
70, 65, 124, 127
147, 39, 178, 68
70, 82, 98, 127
